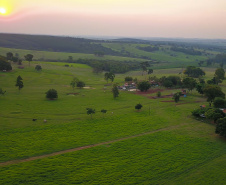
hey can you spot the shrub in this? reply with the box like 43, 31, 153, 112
216, 117, 226, 137
135, 103, 143, 111
35, 65, 42, 71
125, 76, 133, 82
213, 97, 226, 108
46, 89, 58, 99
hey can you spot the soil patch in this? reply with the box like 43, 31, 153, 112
67, 93, 79, 95
135, 88, 165, 95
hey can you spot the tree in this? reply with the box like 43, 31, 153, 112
77, 81, 85, 89
140, 61, 150, 75
214, 68, 225, 83
0, 88, 6, 95
213, 97, 226, 108
35, 65, 42, 71
104, 72, 115, 83
183, 77, 197, 92
125, 76, 133, 82
112, 84, 119, 98
101, 109, 107, 117
24, 54, 33, 66
67, 56, 73, 62
70, 77, 79, 91
46, 89, 58, 99
157, 91, 161, 97
163, 80, 173, 88
86, 108, 95, 119
15, 75, 24, 91
173, 92, 181, 103
205, 108, 225, 123
216, 117, 226, 137
183, 66, 205, 78
135, 103, 143, 111
148, 69, 153, 75
196, 83, 205, 95
6, 52, 13, 61
137, 81, 151, 92
0, 55, 12, 71
203, 85, 225, 106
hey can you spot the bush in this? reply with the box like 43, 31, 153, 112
0, 56, 12, 71
216, 117, 226, 137
125, 76, 133, 82
46, 89, 58, 99
135, 103, 143, 111
77, 81, 85, 88
213, 97, 226, 108
35, 65, 42, 71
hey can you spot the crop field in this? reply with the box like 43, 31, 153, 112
0, 61, 226, 184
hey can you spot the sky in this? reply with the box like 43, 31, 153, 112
0, 0, 226, 39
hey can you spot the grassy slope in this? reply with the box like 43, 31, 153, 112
102, 43, 209, 68
0, 62, 226, 184
0, 47, 145, 62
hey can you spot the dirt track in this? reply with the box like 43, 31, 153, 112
0, 123, 187, 167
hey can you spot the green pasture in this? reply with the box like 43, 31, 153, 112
0, 47, 146, 63
102, 43, 209, 69
0, 61, 226, 184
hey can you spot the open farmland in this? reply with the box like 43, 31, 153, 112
0, 60, 226, 184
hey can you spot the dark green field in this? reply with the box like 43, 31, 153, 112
0, 57, 226, 184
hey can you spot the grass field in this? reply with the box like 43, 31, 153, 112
0, 47, 146, 63
101, 43, 210, 69
0, 61, 226, 184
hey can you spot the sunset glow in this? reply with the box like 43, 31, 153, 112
0, 0, 226, 39
0, 7, 6, 15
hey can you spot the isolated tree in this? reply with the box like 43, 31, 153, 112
216, 117, 226, 137
86, 108, 95, 119
24, 54, 33, 66
46, 89, 58, 99
101, 109, 107, 117
148, 69, 153, 75
15, 75, 24, 91
157, 91, 161, 97
140, 61, 150, 75
125, 76, 133, 82
135, 103, 143, 111
203, 85, 225, 106
18, 59, 22, 65
67, 56, 73, 62
70, 77, 79, 91
173, 92, 181, 103
0, 88, 6, 95
6, 52, 13, 60
77, 81, 85, 89
104, 72, 115, 83
35, 65, 42, 71
112, 84, 119, 98
137, 81, 151, 92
